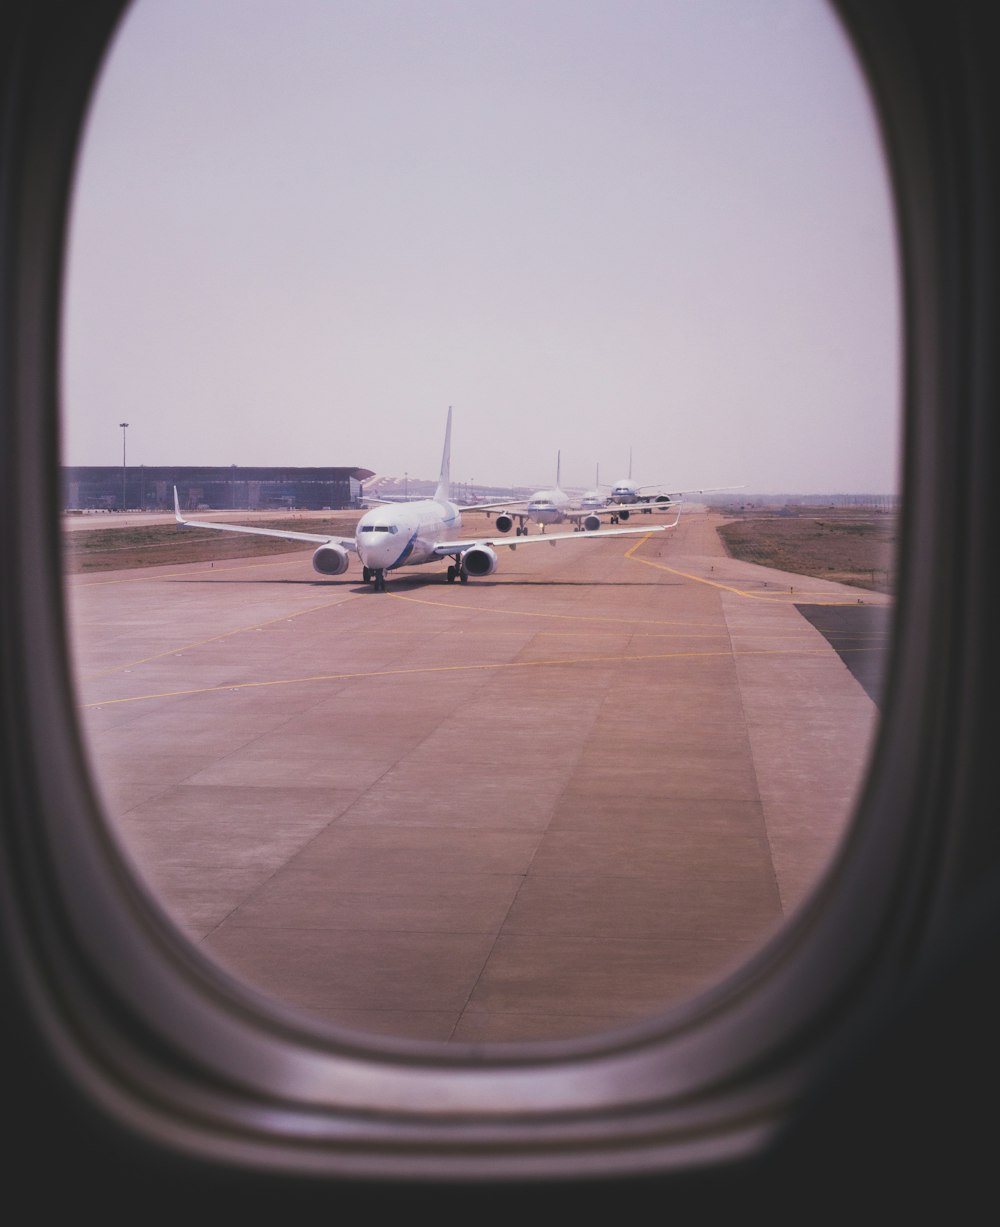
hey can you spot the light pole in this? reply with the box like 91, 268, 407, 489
119, 422, 128, 509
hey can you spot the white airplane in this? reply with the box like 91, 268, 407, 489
607, 448, 678, 507
605, 449, 743, 519
578, 465, 608, 512
172, 409, 672, 591
490, 452, 682, 536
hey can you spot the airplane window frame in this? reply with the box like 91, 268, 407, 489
2, 0, 995, 1195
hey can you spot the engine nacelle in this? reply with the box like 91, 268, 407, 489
311, 543, 351, 576
461, 544, 499, 577
654, 494, 672, 505
583, 514, 602, 532
617, 508, 630, 521
494, 513, 514, 534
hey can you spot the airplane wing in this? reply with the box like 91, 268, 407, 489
460, 498, 532, 511
173, 487, 356, 550
368, 495, 531, 511
541, 501, 686, 526
432, 517, 676, 555
634, 484, 745, 498
562, 502, 678, 519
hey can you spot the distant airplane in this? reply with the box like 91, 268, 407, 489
173, 409, 672, 591
578, 465, 608, 512
491, 452, 682, 536
606, 448, 743, 520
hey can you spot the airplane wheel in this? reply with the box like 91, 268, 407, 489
362, 566, 371, 583
447, 565, 456, 582
459, 570, 468, 583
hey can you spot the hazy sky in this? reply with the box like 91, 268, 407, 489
61, 0, 900, 495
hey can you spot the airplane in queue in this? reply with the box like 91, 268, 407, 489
605, 448, 742, 518
488, 452, 682, 536
578, 465, 608, 511
172, 409, 672, 592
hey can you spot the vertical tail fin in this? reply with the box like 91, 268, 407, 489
433, 406, 452, 502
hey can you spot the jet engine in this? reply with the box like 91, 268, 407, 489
582, 514, 602, 532
461, 545, 499, 577
617, 508, 630, 521
654, 494, 673, 505
311, 543, 351, 576
494, 513, 514, 534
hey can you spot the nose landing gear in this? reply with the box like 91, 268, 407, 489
369, 568, 386, 591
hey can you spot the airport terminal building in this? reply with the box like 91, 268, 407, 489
62, 465, 375, 513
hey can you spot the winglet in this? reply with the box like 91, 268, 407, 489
663, 501, 683, 528
173, 485, 186, 524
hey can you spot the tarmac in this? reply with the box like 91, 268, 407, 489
64, 507, 892, 1045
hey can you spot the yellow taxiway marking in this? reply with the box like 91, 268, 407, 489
82, 643, 881, 709
385, 607, 876, 647
623, 537, 885, 605
77, 591, 364, 677
388, 588, 709, 627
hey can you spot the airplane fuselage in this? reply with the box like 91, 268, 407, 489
609, 480, 642, 504
355, 498, 461, 572
578, 489, 608, 510
525, 486, 572, 526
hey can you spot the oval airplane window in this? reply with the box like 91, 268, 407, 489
61, 0, 899, 1045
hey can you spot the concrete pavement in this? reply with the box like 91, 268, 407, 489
65, 509, 891, 1044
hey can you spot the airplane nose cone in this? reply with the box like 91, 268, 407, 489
358, 540, 382, 565
357, 526, 397, 568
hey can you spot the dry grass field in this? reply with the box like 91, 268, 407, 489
62, 503, 898, 595
715, 505, 897, 595
61, 513, 361, 573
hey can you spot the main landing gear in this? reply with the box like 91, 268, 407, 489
446, 561, 468, 584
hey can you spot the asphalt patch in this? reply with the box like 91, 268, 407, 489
795, 603, 893, 708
